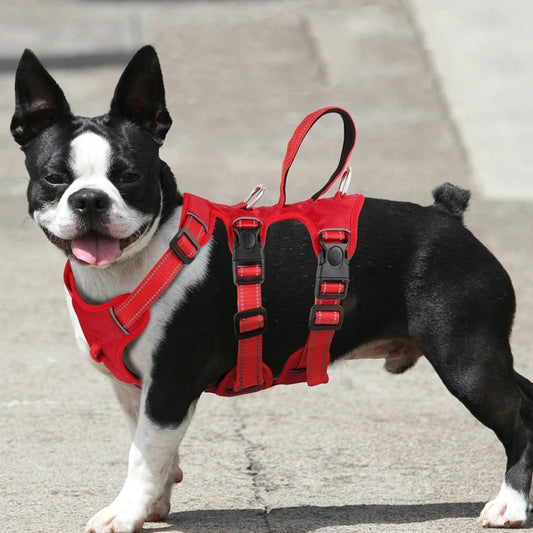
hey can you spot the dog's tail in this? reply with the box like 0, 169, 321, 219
432, 183, 471, 221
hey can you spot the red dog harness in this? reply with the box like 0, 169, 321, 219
64, 107, 365, 395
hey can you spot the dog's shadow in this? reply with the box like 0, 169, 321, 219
147, 501, 522, 532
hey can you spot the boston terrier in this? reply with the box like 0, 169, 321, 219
11, 45, 533, 531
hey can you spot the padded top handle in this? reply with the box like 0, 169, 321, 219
277, 107, 356, 207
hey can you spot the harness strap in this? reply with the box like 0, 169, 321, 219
304, 229, 350, 385
230, 218, 272, 394
112, 211, 209, 332
273, 229, 350, 388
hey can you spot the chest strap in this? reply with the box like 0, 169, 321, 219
65, 210, 211, 387
231, 217, 272, 394
113, 212, 210, 332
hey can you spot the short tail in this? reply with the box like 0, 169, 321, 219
432, 183, 471, 220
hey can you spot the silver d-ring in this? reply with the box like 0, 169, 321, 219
338, 167, 352, 196
244, 184, 266, 209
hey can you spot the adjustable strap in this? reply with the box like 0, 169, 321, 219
230, 218, 271, 394
303, 229, 350, 386
111, 210, 209, 332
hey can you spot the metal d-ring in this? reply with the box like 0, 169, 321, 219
244, 184, 266, 209
338, 166, 352, 196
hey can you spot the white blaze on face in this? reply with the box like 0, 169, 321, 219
34, 132, 113, 243
67, 132, 121, 266
70, 131, 112, 180
65, 131, 151, 266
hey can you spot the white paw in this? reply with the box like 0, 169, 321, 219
478, 483, 528, 528
85, 503, 145, 533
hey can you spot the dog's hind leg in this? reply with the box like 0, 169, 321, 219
424, 338, 533, 528
403, 222, 533, 527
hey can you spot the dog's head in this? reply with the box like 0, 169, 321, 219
11, 46, 179, 267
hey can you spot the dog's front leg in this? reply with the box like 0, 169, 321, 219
111, 381, 141, 436
85, 392, 197, 533
110, 381, 184, 523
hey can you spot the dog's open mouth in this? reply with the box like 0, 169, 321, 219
43, 224, 149, 267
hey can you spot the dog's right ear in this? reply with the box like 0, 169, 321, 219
10, 49, 72, 146
109, 45, 172, 145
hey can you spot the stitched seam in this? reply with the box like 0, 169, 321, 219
115, 251, 173, 315
238, 335, 244, 390
116, 216, 200, 319
308, 331, 317, 385
256, 334, 261, 384
238, 284, 245, 390
255, 273, 261, 382
322, 330, 334, 379
123, 262, 181, 327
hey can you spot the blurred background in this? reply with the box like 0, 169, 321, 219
0, 1, 532, 532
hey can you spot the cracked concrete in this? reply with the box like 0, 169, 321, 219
233, 402, 273, 530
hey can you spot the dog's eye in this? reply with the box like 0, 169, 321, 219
43, 174, 68, 186
117, 172, 141, 184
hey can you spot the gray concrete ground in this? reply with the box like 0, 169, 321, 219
0, 1, 532, 532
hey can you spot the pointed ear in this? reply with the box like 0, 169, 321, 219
10, 49, 72, 146
110, 45, 172, 145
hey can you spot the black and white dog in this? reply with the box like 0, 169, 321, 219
11, 46, 533, 531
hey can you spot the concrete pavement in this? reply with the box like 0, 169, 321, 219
411, 0, 533, 201
0, 1, 532, 532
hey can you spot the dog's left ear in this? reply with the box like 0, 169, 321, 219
110, 45, 172, 145
11, 49, 73, 146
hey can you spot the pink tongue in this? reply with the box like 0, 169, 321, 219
71, 232, 122, 266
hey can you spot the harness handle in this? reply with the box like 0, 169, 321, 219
277, 107, 356, 207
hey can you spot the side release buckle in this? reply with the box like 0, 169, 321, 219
315, 231, 350, 299
232, 219, 265, 285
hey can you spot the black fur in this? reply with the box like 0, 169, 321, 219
110, 46, 172, 145
13, 46, 533, 529
11, 49, 73, 146
13, 47, 178, 226
432, 182, 471, 220
147, 196, 518, 423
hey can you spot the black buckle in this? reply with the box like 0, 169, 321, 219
169, 228, 200, 264
309, 304, 344, 331
315, 231, 350, 299
232, 219, 265, 285
234, 307, 268, 339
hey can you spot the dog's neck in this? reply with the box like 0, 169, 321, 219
71, 205, 183, 304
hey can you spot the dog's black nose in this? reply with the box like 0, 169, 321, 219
68, 188, 111, 217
